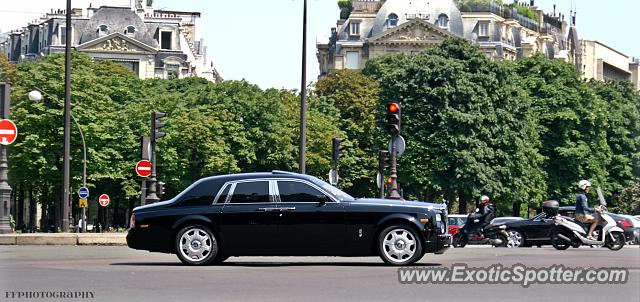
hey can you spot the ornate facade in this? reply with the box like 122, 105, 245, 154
0, 1, 221, 82
317, 0, 579, 78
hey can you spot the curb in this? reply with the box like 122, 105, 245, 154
0, 233, 127, 246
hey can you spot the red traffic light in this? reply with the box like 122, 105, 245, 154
387, 103, 399, 113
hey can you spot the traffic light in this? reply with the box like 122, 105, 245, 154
151, 112, 167, 142
157, 181, 165, 198
386, 102, 401, 134
378, 150, 390, 172
332, 137, 345, 164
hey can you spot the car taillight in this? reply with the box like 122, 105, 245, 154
619, 219, 632, 228
129, 214, 136, 229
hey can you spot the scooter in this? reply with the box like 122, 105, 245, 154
548, 189, 626, 251
452, 218, 508, 248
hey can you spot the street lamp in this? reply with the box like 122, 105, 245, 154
299, 0, 308, 174
28, 88, 87, 232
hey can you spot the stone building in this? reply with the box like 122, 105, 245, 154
579, 40, 639, 90
317, 0, 579, 78
0, 1, 221, 82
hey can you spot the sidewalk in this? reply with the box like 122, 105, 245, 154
0, 233, 127, 246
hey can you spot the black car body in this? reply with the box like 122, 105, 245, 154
502, 213, 552, 247
127, 171, 451, 265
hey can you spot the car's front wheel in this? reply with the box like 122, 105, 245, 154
378, 225, 423, 266
175, 224, 219, 265
506, 229, 525, 248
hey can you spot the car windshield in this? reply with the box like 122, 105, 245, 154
304, 175, 354, 201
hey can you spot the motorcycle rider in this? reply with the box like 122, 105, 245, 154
575, 180, 600, 240
467, 195, 495, 236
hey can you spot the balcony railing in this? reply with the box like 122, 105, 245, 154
456, 0, 540, 32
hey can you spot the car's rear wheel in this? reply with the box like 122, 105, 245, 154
175, 224, 219, 265
506, 229, 525, 248
378, 225, 423, 266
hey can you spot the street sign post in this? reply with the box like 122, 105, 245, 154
79, 198, 87, 208
99, 194, 110, 207
78, 187, 89, 199
0, 119, 18, 145
135, 160, 152, 178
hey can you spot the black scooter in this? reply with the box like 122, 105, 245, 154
452, 215, 508, 248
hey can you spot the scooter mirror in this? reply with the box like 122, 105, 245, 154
596, 188, 607, 206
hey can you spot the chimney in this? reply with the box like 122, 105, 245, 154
72, 8, 83, 17
553, 4, 556, 16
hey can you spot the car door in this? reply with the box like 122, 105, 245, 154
220, 180, 280, 255
520, 214, 553, 242
274, 179, 347, 255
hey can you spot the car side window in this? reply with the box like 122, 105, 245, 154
175, 180, 219, 207
277, 181, 328, 203
229, 181, 270, 204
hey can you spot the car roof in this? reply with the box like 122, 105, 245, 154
197, 170, 315, 183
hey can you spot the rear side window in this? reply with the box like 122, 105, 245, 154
175, 180, 220, 207
229, 181, 270, 203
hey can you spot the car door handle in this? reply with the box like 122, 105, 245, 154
279, 207, 296, 212
258, 207, 279, 212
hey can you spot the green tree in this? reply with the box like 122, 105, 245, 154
364, 38, 546, 214
514, 55, 611, 203
315, 70, 380, 196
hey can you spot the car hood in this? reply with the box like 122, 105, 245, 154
351, 198, 447, 211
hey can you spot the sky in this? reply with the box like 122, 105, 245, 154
0, 0, 638, 90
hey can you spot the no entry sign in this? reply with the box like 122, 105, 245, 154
0, 119, 17, 145
99, 194, 110, 207
135, 160, 152, 177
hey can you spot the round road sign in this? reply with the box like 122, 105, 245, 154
99, 194, 110, 207
0, 119, 18, 145
78, 187, 89, 199
135, 160, 152, 177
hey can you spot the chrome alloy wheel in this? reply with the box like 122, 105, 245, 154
179, 227, 214, 262
382, 228, 417, 263
506, 230, 523, 248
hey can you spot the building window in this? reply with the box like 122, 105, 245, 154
60, 26, 67, 45
166, 63, 180, 79
345, 51, 359, 69
126, 26, 136, 35
388, 13, 399, 27
436, 14, 449, 28
350, 22, 360, 36
98, 24, 109, 37
478, 21, 489, 37
160, 31, 172, 50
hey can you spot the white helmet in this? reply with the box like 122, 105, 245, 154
578, 180, 591, 191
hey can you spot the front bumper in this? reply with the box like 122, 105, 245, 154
425, 232, 452, 254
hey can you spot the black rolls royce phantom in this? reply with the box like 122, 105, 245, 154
127, 171, 451, 266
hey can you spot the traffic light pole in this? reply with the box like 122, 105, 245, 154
145, 138, 159, 204
388, 134, 401, 199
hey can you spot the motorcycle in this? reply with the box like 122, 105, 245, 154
548, 189, 626, 251
452, 216, 508, 248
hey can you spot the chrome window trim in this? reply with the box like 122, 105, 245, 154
211, 183, 232, 205
220, 177, 340, 204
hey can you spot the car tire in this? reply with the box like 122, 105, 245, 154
506, 229, 525, 248
378, 224, 423, 266
175, 224, 219, 266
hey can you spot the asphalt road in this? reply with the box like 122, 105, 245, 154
1, 245, 639, 302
